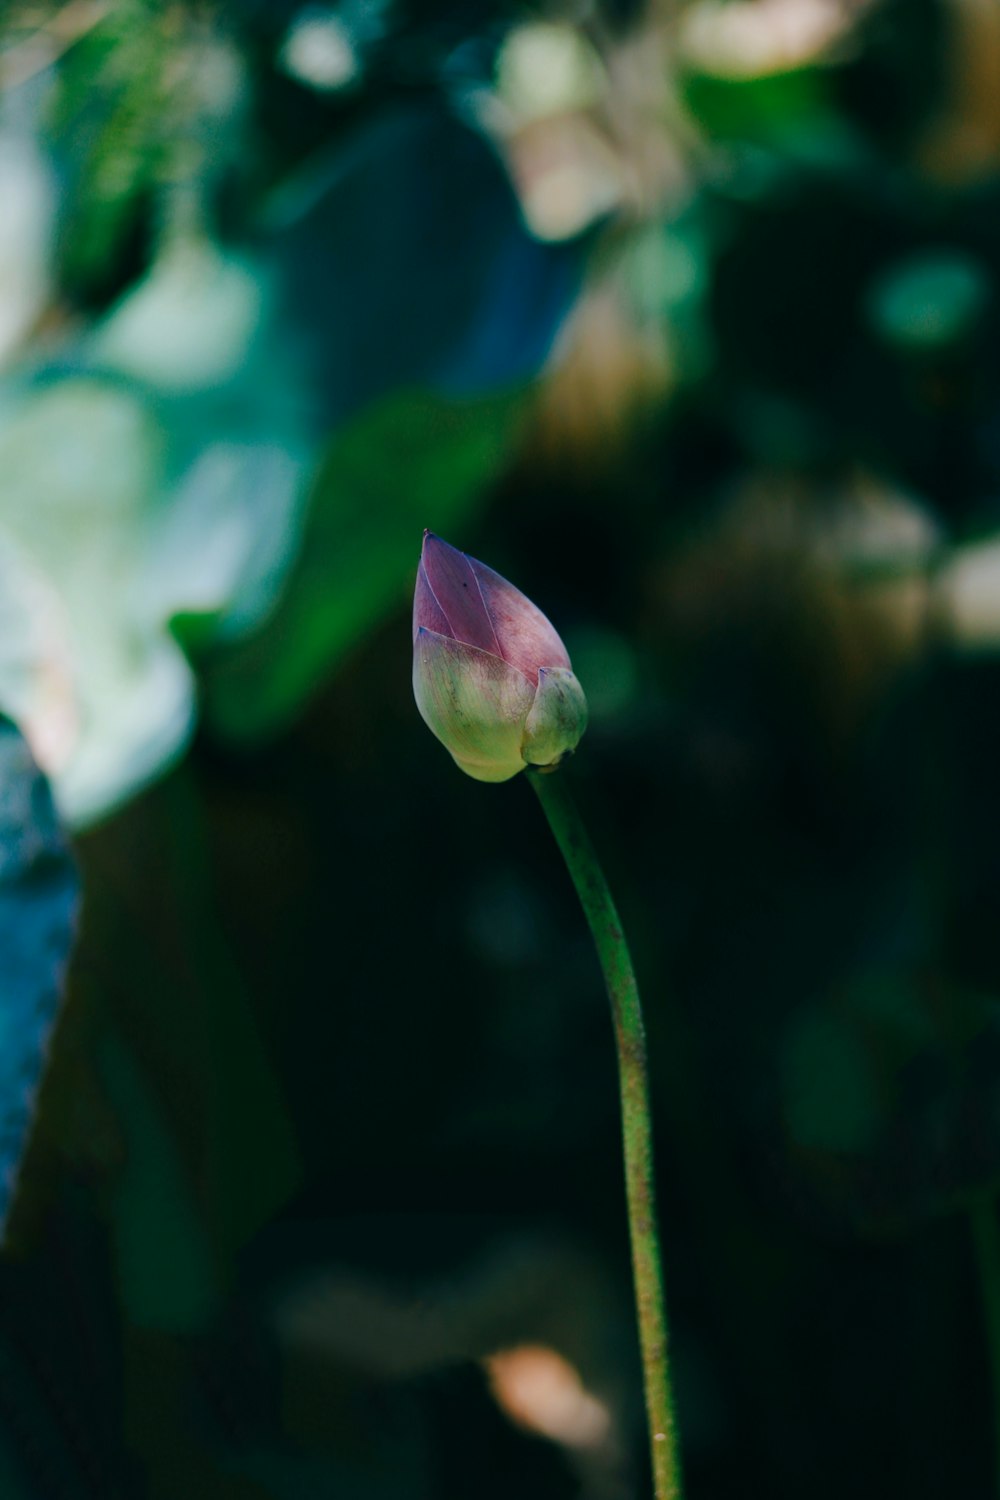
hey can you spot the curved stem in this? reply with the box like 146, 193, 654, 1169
971, 1195, 1000, 1496
528, 768, 682, 1500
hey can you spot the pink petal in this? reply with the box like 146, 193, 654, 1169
467, 555, 571, 682
419, 533, 572, 683
413, 559, 453, 642
419, 533, 503, 658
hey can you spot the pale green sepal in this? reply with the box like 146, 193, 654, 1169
413, 628, 535, 781
522, 666, 588, 768
450, 751, 522, 782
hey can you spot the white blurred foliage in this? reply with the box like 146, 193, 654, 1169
188, 32, 247, 123
143, 439, 307, 641
679, 0, 870, 80
941, 537, 1000, 650
281, 9, 359, 90
497, 23, 606, 123
0, 226, 309, 826
0, 533, 77, 778
0, 380, 192, 826
92, 238, 267, 393
510, 116, 624, 242
811, 476, 942, 573
491, 23, 621, 242
280, 1, 389, 92
0, 130, 55, 367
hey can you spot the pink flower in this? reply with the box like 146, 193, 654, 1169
413, 532, 588, 782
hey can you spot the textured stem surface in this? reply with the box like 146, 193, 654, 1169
529, 768, 682, 1500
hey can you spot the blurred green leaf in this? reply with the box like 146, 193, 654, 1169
205, 387, 525, 740
682, 68, 837, 150
98, 1031, 218, 1332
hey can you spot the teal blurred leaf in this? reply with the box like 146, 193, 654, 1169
866, 250, 992, 353
206, 387, 525, 740
269, 107, 582, 418
0, 717, 77, 1236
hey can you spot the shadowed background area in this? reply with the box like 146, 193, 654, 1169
3, 0, 1000, 1495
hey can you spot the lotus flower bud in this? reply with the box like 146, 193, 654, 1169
413, 532, 588, 782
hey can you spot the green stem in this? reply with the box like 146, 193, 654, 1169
528, 768, 682, 1500
971, 1195, 1000, 1496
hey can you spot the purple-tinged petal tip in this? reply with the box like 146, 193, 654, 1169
465, 557, 571, 681
413, 560, 452, 642
418, 534, 505, 660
